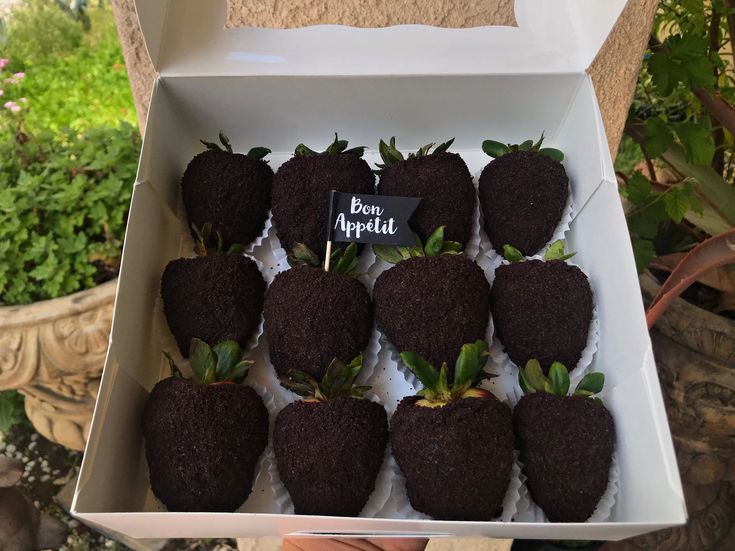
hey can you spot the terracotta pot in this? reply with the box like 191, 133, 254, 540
602, 273, 735, 551
0, 279, 116, 451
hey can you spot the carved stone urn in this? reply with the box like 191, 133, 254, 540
0, 279, 116, 451
602, 273, 735, 551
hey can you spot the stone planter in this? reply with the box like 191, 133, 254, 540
0, 279, 116, 451
602, 273, 735, 551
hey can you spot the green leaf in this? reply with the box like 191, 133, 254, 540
441, 241, 463, 254
0, 390, 25, 433
644, 118, 674, 159
332, 243, 358, 275
433, 138, 455, 155
200, 139, 222, 152
519, 140, 534, 150
287, 243, 320, 267
663, 184, 697, 224
437, 364, 450, 396
648, 34, 715, 94
627, 213, 659, 240
482, 140, 509, 158
574, 372, 605, 396
189, 338, 216, 383
400, 351, 439, 391
452, 340, 489, 389
544, 240, 576, 261
675, 123, 715, 166
424, 226, 445, 257
378, 137, 405, 167
538, 148, 564, 162
218, 131, 233, 153
229, 360, 254, 383
343, 146, 367, 157
294, 143, 318, 157
162, 351, 182, 378
520, 359, 548, 393
212, 340, 242, 381
625, 171, 652, 205
548, 362, 570, 396
247, 146, 271, 161
631, 236, 656, 273
373, 244, 405, 265
502, 244, 525, 262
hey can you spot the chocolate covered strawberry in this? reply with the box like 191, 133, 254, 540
274, 355, 388, 516
514, 360, 615, 522
373, 226, 490, 381
491, 241, 592, 373
271, 134, 374, 258
479, 133, 568, 256
377, 137, 474, 247
182, 132, 273, 248
142, 339, 268, 512
161, 225, 265, 358
391, 340, 513, 520
264, 243, 372, 380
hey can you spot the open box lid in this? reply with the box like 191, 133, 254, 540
135, 0, 627, 77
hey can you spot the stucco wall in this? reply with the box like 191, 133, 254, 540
111, 0, 657, 159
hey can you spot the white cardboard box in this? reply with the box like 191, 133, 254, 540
71, 0, 687, 540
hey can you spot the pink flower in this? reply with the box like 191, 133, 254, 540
0, 59, 8, 69
13, 72, 24, 79
0, 90, 3, 97
4, 101, 20, 112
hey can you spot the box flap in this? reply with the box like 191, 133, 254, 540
135, 0, 627, 76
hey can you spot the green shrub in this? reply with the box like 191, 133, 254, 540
2, 4, 136, 132
0, 390, 25, 434
0, 123, 140, 305
1, 0, 85, 68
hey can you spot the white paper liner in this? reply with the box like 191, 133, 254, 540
267, 394, 393, 518
244, 210, 275, 257
488, 258, 600, 389
473, 166, 575, 261
390, 450, 524, 522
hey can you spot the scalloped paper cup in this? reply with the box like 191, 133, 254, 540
267, 393, 393, 518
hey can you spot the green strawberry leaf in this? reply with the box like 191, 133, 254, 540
189, 338, 216, 383
520, 359, 548, 393
574, 372, 605, 396
544, 240, 576, 261
503, 244, 525, 262
424, 225, 446, 257
212, 340, 242, 381
482, 140, 510, 158
548, 361, 570, 395
247, 146, 271, 161
373, 244, 405, 265
401, 351, 439, 390
538, 148, 564, 162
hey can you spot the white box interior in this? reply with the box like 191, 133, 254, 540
71, 70, 686, 540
